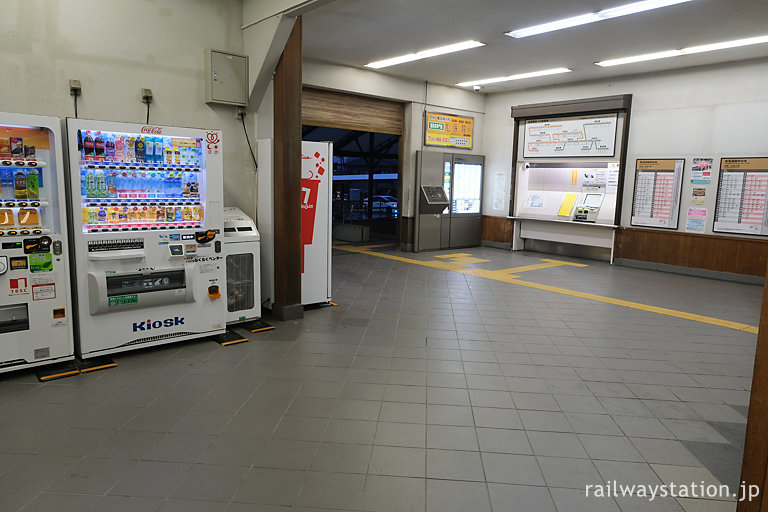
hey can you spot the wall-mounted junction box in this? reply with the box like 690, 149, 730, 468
205, 50, 249, 107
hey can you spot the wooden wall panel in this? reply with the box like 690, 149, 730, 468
738, 262, 768, 512
481, 216, 514, 244
302, 87, 404, 135
272, 17, 303, 319
616, 227, 768, 277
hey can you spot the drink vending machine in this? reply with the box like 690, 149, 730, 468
65, 119, 226, 359
0, 112, 75, 374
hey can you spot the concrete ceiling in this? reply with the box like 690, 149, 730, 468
302, 0, 768, 93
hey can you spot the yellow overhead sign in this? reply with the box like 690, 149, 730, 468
425, 112, 473, 149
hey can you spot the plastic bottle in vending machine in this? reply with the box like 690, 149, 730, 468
126, 137, 136, 161
26, 168, 39, 199
94, 132, 105, 157
163, 171, 173, 198
80, 169, 87, 197
83, 131, 95, 156
153, 139, 163, 164
86, 169, 96, 198
175, 171, 184, 198
117, 172, 127, 198
135, 137, 146, 163
14, 170, 27, 199
174, 147, 181, 165
95, 169, 107, 198
115, 135, 125, 161
145, 136, 154, 163
182, 173, 190, 198
105, 133, 116, 160
77, 130, 83, 157
164, 140, 173, 165
0, 170, 11, 200
107, 172, 117, 198
188, 172, 198, 199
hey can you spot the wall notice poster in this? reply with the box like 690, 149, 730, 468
493, 172, 506, 210
714, 157, 768, 235
425, 112, 473, 149
523, 114, 617, 158
630, 158, 685, 229
686, 208, 707, 233
691, 158, 713, 184
691, 187, 706, 204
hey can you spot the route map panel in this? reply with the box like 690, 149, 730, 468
524, 114, 617, 158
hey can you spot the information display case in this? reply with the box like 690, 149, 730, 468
509, 95, 632, 262
630, 158, 685, 229
713, 157, 768, 235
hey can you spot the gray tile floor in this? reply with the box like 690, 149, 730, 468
0, 246, 761, 512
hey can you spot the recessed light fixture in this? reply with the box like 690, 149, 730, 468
456, 67, 571, 87
506, 0, 694, 38
596, 34, 768, 66
364, 40, 485, 69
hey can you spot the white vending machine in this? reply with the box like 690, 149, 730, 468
65, 119, 226, 359
258, 140, 332, 308
222, 206, 261, 324
301, 141, 333, 305
0, 112, 75, 375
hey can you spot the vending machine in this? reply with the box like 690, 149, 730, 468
258, 140, 332, 308
65, 119, 225, 359
0, 112, 75, 374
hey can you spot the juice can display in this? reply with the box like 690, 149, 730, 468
119, 206, 129, 223
155, 206, 165, 222
87, 207, 98, 225
174, 206, 183, 221
191, 205, 201, 221
108, 206, 120, 223
97, 207, 107, 224
9, 137, 23, 159
0, 138, 11, 159
165, 206, 175, 222
182, 207, 192, 221
81, 207, 89, 225
128, 207, 139, 222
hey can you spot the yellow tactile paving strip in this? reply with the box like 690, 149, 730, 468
334, 244, 759, 334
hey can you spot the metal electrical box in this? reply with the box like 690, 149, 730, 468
205, 50, 249, 106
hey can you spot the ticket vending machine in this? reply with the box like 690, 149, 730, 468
0, 112, 75, 375
415, 150, 484, 251
65, 118, 226, 359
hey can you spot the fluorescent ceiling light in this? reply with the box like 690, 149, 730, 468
456, 67, 571, 87
506, 0, 694, 38
365, 40, 485, 69
596, 34, 768, 66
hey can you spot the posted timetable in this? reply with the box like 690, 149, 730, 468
714, 158, 768, 235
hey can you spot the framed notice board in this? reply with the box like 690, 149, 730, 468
630, 158, 685, 229
713, 157, 768, 236
424, 112, 473, 149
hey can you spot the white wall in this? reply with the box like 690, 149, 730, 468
303, 59, 486, 217
482, 59, 768, 232
0, 0, 257, 219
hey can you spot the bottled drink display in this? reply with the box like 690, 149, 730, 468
77, 129, 205, 231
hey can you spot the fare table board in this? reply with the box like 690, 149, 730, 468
630, 158, 684, 229
714, 157, 768, 235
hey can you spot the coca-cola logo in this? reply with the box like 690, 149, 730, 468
141, 126, 163, 134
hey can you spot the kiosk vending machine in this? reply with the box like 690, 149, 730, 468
0, 112, 75, 374
65, 119, 225, 359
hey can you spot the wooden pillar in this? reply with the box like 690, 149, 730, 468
738, 263, 768, 511
272, 16, 303, 321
